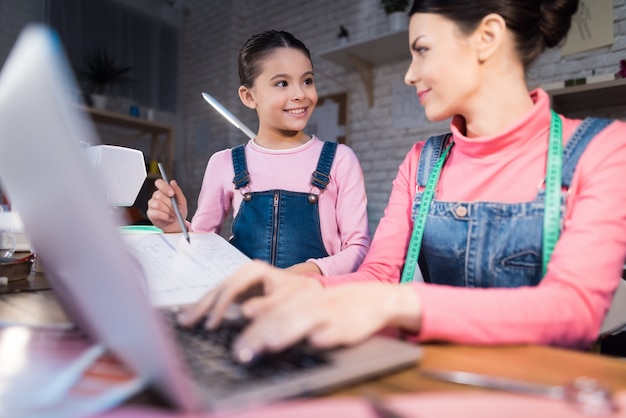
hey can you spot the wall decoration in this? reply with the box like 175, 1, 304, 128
560, 0, 614, 56
306, 93, 348, 144
337, 25, 350, 46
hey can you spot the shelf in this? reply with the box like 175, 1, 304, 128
547, 77, 626, 115
81, 106, 175, 177
318, 29, 409, 70
318, 29, 409, 106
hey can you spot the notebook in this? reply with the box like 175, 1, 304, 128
0, 24, 422, 413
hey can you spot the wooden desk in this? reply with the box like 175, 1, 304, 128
1, 284, 625, 400
0, 275, 69, 327
332, 344, 626, 398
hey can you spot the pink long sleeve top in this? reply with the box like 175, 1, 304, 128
319, 89, 626, 349
190, 136, 371, 276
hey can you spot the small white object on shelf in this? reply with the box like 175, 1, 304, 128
83, 145, 147, 208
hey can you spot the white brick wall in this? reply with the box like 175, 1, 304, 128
179, 0, 626, 234
2, 0, 626, 234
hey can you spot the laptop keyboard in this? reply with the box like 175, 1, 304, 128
163, 309, 329, 396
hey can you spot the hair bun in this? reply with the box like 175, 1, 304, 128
539, 0, 579, 48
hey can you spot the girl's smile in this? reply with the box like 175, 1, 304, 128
284, 106, 310, 118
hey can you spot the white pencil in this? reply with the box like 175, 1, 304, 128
157, 162, 190, 244
201, 92, 256, 139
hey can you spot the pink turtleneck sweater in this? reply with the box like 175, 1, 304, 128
320, 89, 626, 349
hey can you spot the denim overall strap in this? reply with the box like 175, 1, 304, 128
310, 141, 338, 191
401, 135, 453, 283
231, 144, 250, 190
561, 117, 613, 187
543, 117, 612, 273
417, 134, 452, 188
409, 134, 452, 283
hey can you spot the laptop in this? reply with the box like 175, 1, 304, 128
0, 24, 422, 413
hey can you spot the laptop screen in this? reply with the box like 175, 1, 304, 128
0, 24, 423, 414
0, 24, 200, 410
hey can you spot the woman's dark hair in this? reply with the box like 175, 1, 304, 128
408, 0, 579, 68
238, 30, 312, 88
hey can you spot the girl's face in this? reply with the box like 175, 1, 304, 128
404, 13, 480, 122
245, 47, 317, 137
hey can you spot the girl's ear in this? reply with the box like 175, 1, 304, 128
238, 85, 256, 109
475, 13, 506, 63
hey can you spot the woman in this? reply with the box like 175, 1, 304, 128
179, 0, 626, 364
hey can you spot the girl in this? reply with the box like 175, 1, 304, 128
179, 0, 626, 363
147, 31, 370, 276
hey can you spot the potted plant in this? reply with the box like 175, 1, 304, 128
77, 48, 132, 109
380, 0, 410, 31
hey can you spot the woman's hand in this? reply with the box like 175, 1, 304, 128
146, 178, 188, 232
229, 282, 422, 363
177, 260, 323, 329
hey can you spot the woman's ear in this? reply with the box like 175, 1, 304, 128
475, 13, 506, 63
238, 85, 256, 109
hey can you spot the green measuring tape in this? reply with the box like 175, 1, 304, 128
400, 140, 453, 283
400, 111, 563, 283
543, 110, 563, 275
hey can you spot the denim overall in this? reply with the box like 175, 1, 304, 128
229, 142, 337, 268
412, 117, 612, 288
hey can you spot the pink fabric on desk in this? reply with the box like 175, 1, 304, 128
97, 390, 626, 418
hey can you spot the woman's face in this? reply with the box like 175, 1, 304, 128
247, 48, 317, 137
404, 13, 481, 122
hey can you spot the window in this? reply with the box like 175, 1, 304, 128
46, 0, 179, 112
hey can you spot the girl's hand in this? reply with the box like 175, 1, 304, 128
177, 260, 323, 329
230, 282, 422, 363
146, 179, 188, 232
286, 261, 322, 275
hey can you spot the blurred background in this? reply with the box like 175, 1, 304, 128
1, 0, 625, 234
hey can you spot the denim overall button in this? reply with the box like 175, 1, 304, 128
455, 205, 468, 218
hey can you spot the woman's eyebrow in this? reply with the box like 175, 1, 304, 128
411, 35, 424, 51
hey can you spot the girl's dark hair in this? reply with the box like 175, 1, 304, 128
408, 0, 579, 68
238, 30, 312, 88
